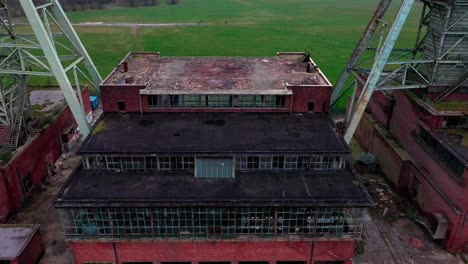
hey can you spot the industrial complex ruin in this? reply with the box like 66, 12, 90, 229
0, 0, 467, 263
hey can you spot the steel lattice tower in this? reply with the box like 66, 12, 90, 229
0, 0, 102, 150
331, 0, 468, 143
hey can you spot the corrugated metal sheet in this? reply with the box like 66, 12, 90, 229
195, 158, 234, 179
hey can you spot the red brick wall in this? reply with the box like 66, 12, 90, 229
71, 240, 355, 264
101, 85, 145, 112
291, 86, 331, 113
16, 230, 44, 264
140, 94, 292, 113
355, 88, 468, 252
354, 114, 409, 190
0, 88, 92, 223
101, 85, 332, 114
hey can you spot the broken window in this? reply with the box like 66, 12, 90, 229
170, 95, 182, 107
22, 173, 33, 193
59, 207, 365, 240
443, 116, 468, 128
275, 95, 286, 107
106, 156, 120, 169
118, 101, 126, 111
147, 95, 168, 107
272, 156, 284, 169
145, 156, 157, 169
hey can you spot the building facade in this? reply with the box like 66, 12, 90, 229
0, 88, 93, 223
55, 52, 372, 264
353, 87, 467, 252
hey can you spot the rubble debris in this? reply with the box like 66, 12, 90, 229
408, 237, 424, 249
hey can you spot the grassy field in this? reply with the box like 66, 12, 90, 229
62, 0, 423, 110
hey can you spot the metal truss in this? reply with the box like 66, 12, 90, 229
331, 0, 468, 143
0, 0, 102, 150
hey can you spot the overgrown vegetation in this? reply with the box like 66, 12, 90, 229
0, 150, 13, 165
92, 121, 107, 135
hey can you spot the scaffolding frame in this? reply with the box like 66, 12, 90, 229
0, 0, 102, 149
331, 0, 468, 143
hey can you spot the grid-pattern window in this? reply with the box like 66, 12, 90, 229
148, 94, 286, 109
418, 126, 466, 178
284, 156, 298, 169
259, 156, 272, 169
59, 207, 366, 240
183, 95, 204, 107
236, 157, 248, 170
264, 96, 275, 107
273, 156, 284, 169
159, 157, 171, 170
82, 155, 195, 171
207, 95, 232, 107
237, 95, 263, 108
82, 155, 346, 172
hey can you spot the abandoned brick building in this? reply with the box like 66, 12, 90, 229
353, 86, 467, 252
54, 52, 373, 264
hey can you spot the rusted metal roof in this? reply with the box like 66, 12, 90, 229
103, 52, 331, 95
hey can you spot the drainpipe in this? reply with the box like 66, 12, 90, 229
290, 93, 294, 114
446, 212, 465, 251
386, 96, 395, 130
139, 94, 143, 116
112, 242, 119, 264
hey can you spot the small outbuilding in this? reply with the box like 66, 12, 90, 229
0, 225, 44, 264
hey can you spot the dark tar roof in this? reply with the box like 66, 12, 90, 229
80, 113, 350, 154
102, 52, 331, 94
55, 167, 373, 208
0, 225, 39, 260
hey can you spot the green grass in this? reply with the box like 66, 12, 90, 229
59, 0, 423, 110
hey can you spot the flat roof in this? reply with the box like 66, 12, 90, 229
102, 52, 331, 95
80, 113, 350, 154
0, 225, 39, 260
55, 167, 373, 208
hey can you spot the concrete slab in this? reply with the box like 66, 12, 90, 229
29, 89, 65, 113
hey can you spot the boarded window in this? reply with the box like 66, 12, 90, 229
195, 158, 234, 178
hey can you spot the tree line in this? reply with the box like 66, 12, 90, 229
7, 0, 180, 16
